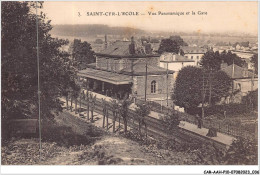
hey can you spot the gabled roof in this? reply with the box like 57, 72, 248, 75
95, 41, 160, 58
221, 64, 256, 79
119, 60, 174, 76
181, 46, 207, 54
78, 68, 132, 85
98, 41, 131, 56
160, 52, 194, 62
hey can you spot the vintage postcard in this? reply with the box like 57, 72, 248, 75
1, 1, 259, 174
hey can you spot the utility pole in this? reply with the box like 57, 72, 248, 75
144, 60, 148, 102
208, 69, 212, 106
166, 62, 169, 107
201, 70, 205, 119
36, 2, 42, 161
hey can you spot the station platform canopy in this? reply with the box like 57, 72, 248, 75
78, 68, 133, 85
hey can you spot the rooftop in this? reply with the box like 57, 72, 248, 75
160, 52, 194, 62
181, 46, 207, 54
96, 40, 160, 58
221, 63, 256, 79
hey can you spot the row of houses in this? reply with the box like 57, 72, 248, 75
77, 36, 258, 106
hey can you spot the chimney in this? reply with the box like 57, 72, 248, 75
104, 34, 108, 49
129, 36, 135, 55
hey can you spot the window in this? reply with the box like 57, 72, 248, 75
197, 56, 199, 59
191, 56, 193, 59
151, 80, 156, 93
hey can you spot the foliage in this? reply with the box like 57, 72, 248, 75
250, 54, 258, 74
201, 50, 246, 71
135, 103, 150, 135
208, 71, 232, 104
200, 50, 222, 71
162, 111, 180, 132
119, 98, 131, 133
173, 66, 231, 110
169, 35, 188, 46
224, 138, 257, 165
1, 2, 79, 123
173, 66, 203, 110
221, 50, 246, 67
242, 89, 258, 110
70, 39, 95, 70
158, 39, 180, 54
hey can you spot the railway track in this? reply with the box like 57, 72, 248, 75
70, 98, 228, 150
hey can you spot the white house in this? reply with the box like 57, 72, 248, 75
181, 46, 207, 66
159, 52, 195, 79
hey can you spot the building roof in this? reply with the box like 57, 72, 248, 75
160, 52, 194, 62
95, 40, 160, 58
221, 64, 256, 79
181, 46, 207, 54
78, 68, 132, 85
119, 60, 174, 76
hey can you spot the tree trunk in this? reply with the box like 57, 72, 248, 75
75, 98, 78, 114
106, 110, 109, 130
66, 96, 69, 110
144, 123, 147, 139
87, 100, 89, 120
113, 112, 116, 133
124, 117, 127, 134
91, 107, 94, 121
70, 97, 73, 112
102, 110, 106, 128
79, 94, 82, 110
139, 120, 141, 135
118, 115, 121, 131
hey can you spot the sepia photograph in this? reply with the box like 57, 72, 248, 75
1, 0, 259, 174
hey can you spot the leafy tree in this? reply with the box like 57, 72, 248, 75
158, 39, 180, 54
119, 98, 131, 134
70, 39, 95, 70
224, 138, 257, 165
162, 111, 180, 132
208, 71, 232, 105
251, 54, 258, 74
200, 50, 222, 71
173, 66, 203, 110
1, 2, 79, 124
242, 89, 258, 111
173, 66, 231, 111
221, 50, 246, 67
135, 103, 150, 136
169, 35, 188, 46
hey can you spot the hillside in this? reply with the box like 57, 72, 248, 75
50, 24, 147, 37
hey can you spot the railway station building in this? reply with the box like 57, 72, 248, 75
77, 37, 174, 105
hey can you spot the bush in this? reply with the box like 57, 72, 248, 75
162, 111, 180, 132
224, 138, 257, 165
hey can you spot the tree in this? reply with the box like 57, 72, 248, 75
200, 50, 222, 71
169, 35, 188, 46
221, 50, 246, 67
208, 71, 232, 105
224, 138, 257, 165
119, 98, 131, 134
158, 39, 180, 54
135, 103, 150, 136
162, 111, 180, 132
1, 2, 79, 124
251, 54, 258, 74
173, 66, 203, 110
70, 39, 95, 70
173, 66, 231, 111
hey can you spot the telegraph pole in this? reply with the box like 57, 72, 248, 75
36, 2, 42, 161
208, 69, 212, 106
144, 60, 148, 102
166, 62, 169, 106
201, 70, 205, 119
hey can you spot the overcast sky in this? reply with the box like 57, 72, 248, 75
42, 1, 258, 35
